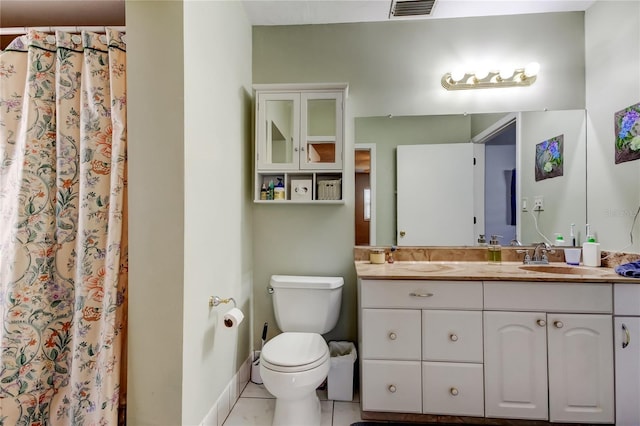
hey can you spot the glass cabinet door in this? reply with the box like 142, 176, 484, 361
300, 92, 343, 170
257, 93, 300, 170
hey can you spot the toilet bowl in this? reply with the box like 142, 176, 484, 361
259, 275, 344, 426
260, 332, 330, 425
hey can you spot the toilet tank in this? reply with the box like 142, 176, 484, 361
270, 275, 344, 334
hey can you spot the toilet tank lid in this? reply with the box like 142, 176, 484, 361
270, 275, 344, 289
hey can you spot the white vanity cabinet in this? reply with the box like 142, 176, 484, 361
359, 280, 483, 416
359, 279, 616, 423
253, 84, 347, 203
483, 282, 614, 424
614, 284, 640, 426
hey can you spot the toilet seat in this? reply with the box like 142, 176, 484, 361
261, 332, 329, 373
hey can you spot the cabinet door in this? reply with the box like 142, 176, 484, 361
547, 314, 614, 423
484, 311, 548, 420
300, 92, 342, 170
615, 317, 640, 426
361, 308, 421, 360
362, 360, 422, 413
256, 93, 300, 170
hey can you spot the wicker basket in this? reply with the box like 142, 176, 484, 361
317, 179, 342, 200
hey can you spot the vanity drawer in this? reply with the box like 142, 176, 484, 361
422, 361, 484, 417
422, 310, 483, 363
361, 309, 421, 360
362, 360, 422, 413
484, 282, 612, 313
361, 280, 482, 310
614, 284, 640, 315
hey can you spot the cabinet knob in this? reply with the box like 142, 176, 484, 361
450, 387, 459, 396
388, 385, 397, 393
388, 332, 397, 340
399, 231, 406, 237
536, 319, 546, 327
301, 146, 305, 151
554, 320, 564, 329
294, 147, 299, 152
449, 333, 458, 342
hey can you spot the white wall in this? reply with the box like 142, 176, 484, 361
253, 12, 587, 348
183, 1, 253, 424
585, 0, 640, 252
127, 1, 253, 424
126, 1, 185, 424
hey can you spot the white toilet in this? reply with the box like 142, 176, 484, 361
260, 275, 344, 426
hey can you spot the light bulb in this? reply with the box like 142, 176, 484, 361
524, 62, 540, 78
499, 68, 514, 80
474, 68, 489, 81
450, 69, 465, 82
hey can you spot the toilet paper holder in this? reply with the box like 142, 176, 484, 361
209, 296, 236, 308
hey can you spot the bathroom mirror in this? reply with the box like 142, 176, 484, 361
354, 109, 587, 247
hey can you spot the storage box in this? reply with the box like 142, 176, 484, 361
291, 179, 312, 201
317, 179, 342, 200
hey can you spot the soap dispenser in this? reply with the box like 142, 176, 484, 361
554, 233, 566, 246
582, 224, 601, 267
488, 235, 502, 264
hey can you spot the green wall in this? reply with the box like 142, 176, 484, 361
252, 12, 587, 348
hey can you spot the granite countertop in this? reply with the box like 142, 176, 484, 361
354, 260, 640, 284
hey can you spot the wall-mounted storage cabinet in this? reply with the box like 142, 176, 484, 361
254, 83, 347, 203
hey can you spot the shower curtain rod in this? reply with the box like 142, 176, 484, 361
0, 26, 126, 36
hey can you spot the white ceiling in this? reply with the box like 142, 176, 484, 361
242, 0, 597, 26
0, 0, 597, 29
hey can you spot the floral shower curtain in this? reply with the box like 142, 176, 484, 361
0, 29, 127, 425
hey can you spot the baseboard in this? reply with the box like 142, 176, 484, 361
200, 354, 252, 426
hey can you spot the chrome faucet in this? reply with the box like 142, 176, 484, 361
517, 242, 556, 264
530, 242, 554, 264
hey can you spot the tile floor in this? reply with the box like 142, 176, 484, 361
222, 381, 366, 426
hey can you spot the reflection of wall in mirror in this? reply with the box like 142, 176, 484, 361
266, 100, 293, 163
520, 110, 587, 246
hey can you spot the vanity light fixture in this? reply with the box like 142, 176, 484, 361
442, 62, 540, 90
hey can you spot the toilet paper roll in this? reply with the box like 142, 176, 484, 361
223, 307, 244, 328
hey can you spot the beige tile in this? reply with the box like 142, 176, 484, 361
320, 400, 333, 426
332, 401, 363, 426
224, 397, 333, 426
223, 397, 274, 426
241, 381, 274, 399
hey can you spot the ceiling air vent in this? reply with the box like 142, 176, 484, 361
390, 0, 436, 18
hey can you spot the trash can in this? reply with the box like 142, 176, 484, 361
327, 341, 357, 401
